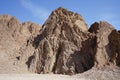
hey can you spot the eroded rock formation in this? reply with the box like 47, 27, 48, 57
89, 22, 115, 66
0, 7, 120, 74
28, 7, 96, 74
0, 14, 41, 73
89, 22, 120, 68
28, 7, 120, 74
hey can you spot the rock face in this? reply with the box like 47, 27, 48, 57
0, 14, 41, 73
89, 22, 114, 66
109, 30, 120, 67
0, 7, 120, 75
29, 8, 120, 74
28, 7, 95, 74
89, 22, 120, 68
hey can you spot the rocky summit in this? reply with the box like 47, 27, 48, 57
0, 7, 120, 76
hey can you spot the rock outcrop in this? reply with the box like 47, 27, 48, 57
89, 22, 120, 68
0, 7, 120, 75
29, 8, 120, 74
89, 22, 114, 66
0, 14, 41, 73
28, 7, 96, 74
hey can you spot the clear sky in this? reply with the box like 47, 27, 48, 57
0, 0, 120, 29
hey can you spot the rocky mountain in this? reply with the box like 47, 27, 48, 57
28, 7, 96, 74
0, 7, 120, 76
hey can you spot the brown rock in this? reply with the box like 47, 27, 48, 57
109, 30, 120, 66
0, 14, 41, 73
89, 21, 119, 67
29, 7, 95, 74
0, 7, 120, 76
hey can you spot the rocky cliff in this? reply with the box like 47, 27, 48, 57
0, 7, 120, 75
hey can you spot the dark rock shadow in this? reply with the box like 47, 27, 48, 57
71, 37, 97, 73
32, 26, 49, 48
108, 30, 120, 67
26, 55, 35, 68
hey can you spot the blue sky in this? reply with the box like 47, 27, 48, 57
0, 0, 120, 29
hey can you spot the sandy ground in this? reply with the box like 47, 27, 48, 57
0, 68, 120, 80
0, 74, 88, 80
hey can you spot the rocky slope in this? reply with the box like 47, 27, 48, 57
0, 7, 120, 77
0, 14, 41, 73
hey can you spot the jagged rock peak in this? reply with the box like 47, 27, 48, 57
30, 7, 96, 75
0, 14, 18, 21
0, 14, 12, 19
52, 7, 83, 19
43, 7, 88, 35
0, 14, 20, 26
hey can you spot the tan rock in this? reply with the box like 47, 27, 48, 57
0, 14, 41, 73
0, 7, 120, 76
89, 21, 115, 67
29, 7, 95, 74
